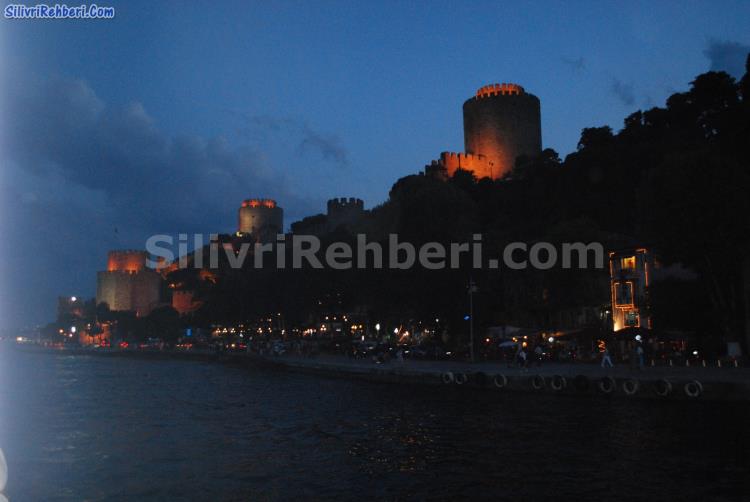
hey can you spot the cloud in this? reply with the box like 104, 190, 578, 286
561, 56, 586, 73
240, 114, 349, 167
297, 124, 349, 166
2, 75, 316, 233
704, 39, 750, 79
611, 79, 635, 107
0, 74, 319, 325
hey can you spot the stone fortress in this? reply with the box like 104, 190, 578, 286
94, 82, 540, 317
427, 83, 542, 179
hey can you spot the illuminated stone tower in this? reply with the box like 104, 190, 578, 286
96, 250, 162, 316
237, 198, 283, 241
427, 83, 542, 180
462, 83, 542, 179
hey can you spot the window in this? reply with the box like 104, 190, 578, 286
621, 256, 636, 270
625, 310, 639, 327
614, 281, 634, 307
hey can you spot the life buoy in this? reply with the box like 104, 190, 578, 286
684, 380, 703, 398
531, 374, 545, 390
493, 374, 508, 389
573, 375, 590, 392
598, 376, 615, 394
551, 375, 567, 391
441, 372, 454, 384
622, 379, 640, 396
454, 372, 468, 385
653, 379, 672, 397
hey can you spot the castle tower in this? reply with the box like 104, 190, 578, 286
462, 83, 542, 179
326, 197, 364, 231
96, 250, 162, 316
237, 198, 284, 241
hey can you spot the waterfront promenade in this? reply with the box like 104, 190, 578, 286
262, 352, 750, 383
11, 343, 750, 400
253, 352, 750, 400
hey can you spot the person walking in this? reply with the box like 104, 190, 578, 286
517, 347, 528, 370
636, 344, 645, 370
601, 346, 614, 368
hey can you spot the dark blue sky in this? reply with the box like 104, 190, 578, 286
1, 0, 749, 327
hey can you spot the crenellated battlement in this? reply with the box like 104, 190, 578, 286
438, 151, 487, 163
327, 197, 364, 212
474, 83, 525, 99
241, 198, 277, 209
107, 250, 148, 272
326, 197, 365, 231
427, 151, 495, 179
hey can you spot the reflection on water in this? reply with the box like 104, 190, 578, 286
1, 344, 748, 500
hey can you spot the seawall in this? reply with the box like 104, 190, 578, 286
12, 344, 750, 401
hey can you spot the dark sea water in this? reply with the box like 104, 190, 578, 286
1, 344, 749, 501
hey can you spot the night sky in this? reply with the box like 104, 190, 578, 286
1, 0, 749, 328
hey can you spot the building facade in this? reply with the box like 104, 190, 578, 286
609, 248, 653, 331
